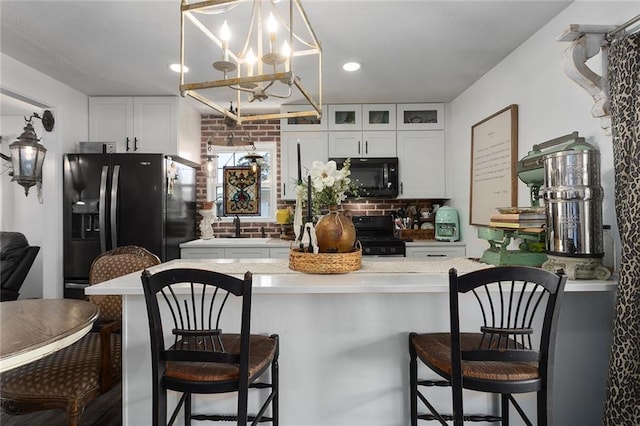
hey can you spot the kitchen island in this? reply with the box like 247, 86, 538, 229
86, 258, 616, 426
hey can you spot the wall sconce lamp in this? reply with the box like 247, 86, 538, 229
0, 111, 53, 196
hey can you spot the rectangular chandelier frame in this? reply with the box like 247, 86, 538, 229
180, 0, 323, 124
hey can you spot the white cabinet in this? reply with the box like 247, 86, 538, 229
406, 244, 466, 259
397, 130, 445, 198
225, 248, 270, 259
180, 247, 226, 259
328, 131, 396, 157
328, 104, 362, 130
397, 103, 444, 130
362, 104, 396, 130
328, 104, 397, 131
89, 96, 201, 163
280, 105, 328, 131
280, 131, 328, 200
269, 247, 292, 258
180, 245, 290, 259
328, 104, 396, 157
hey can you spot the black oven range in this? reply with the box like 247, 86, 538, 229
352, 215, 406, 257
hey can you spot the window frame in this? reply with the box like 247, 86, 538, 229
207, 141, 277, 222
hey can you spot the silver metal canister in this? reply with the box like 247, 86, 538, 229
542, 148, 603, 257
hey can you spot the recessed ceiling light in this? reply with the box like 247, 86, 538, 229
169, 63, 189, 73
343, 62, 361, 72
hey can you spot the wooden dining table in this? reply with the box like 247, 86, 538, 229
0, 299, 99, 373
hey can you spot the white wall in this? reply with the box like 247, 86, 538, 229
1, 52, 88, 299
445, 3, 637, 422
446, 1, 637, 261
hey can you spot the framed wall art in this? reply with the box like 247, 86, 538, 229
223, 166, 261, 216
469, 104, 518, 226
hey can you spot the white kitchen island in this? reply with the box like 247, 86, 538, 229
86, 258, 617, 426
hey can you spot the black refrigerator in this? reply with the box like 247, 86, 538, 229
63, 153, 197, 299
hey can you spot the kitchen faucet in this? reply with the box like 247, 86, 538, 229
233, 215, 241, 238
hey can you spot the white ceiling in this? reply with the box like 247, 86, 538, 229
0, 0, 573, 114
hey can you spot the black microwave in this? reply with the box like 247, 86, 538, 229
330, 157, 399, 198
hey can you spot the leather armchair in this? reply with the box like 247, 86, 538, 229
0, 232, 40, 301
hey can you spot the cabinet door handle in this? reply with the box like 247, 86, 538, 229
134, 137, 139, 151
283, 183, 286, 196
427, 254, 447, 257
358, 140, 361, 154
126, 137, 130, 151
365, 140, 368, 154
400, 182, 404, 194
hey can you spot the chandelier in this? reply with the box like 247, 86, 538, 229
180, 0, 322, 124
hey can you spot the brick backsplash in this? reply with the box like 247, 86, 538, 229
197, 115, 443, 239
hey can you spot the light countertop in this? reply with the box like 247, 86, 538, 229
86, 258, 617, 295
180, 238, 467, 248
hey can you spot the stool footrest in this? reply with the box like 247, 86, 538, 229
192, 414, 273, 422
418, 413, 503, 422
418, 379, 450, 387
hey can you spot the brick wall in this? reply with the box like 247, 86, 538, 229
197, 115, 443, 238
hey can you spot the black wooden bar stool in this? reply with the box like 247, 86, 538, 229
409, 266, 567, 425
141, 268, 279, 426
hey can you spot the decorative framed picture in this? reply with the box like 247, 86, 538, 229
469, 104, 518, 226
223, 166, 261, 216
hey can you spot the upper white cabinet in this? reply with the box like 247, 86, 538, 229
397, 103, 444, 130
396, 130, 445, 198
280, 131, 328, 200
280, 105, 328, 131
328, 104, 362, 130
327, 104, 397, 157
362, 104, 396, 130
328, 104, 397, 131
328, 131, 396, 158
89, 96, 201, 162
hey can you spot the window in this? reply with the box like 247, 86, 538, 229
207, 142, 276, 221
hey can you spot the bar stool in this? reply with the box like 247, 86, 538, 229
409, 266, 567, 425
141, 267, 279, 426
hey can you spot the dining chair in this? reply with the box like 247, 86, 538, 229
409, 265, 567, 425
0, 245, 160, 426
141, 267, 279, 426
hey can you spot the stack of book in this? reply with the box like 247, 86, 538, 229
489, 211, 546, 232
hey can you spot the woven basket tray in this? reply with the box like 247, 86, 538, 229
289, 245, 362, 274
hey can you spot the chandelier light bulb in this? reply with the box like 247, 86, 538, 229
267, 13, 277, 35
267, 12, 277, 52
220, 20, 231, 42
282, 40, 291, 71
245, 48, 256, 76
220, 20, 231, 61
282, 40, 291, 57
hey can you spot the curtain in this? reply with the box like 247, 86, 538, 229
605, 31, 640, 424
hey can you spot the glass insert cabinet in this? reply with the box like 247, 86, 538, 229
281, 103, 444, 131
328, 104, 397, 131
280, 105, 328, 131
396, 103, 444, 130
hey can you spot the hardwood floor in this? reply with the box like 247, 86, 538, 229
0, 383, 122, 426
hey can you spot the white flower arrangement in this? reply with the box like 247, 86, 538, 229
297, 158, 359, 216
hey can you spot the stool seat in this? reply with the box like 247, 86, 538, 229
411, 332, 540, 383
166, 334, 277, 382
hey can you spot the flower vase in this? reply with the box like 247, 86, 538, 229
314, 206, 356, 253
